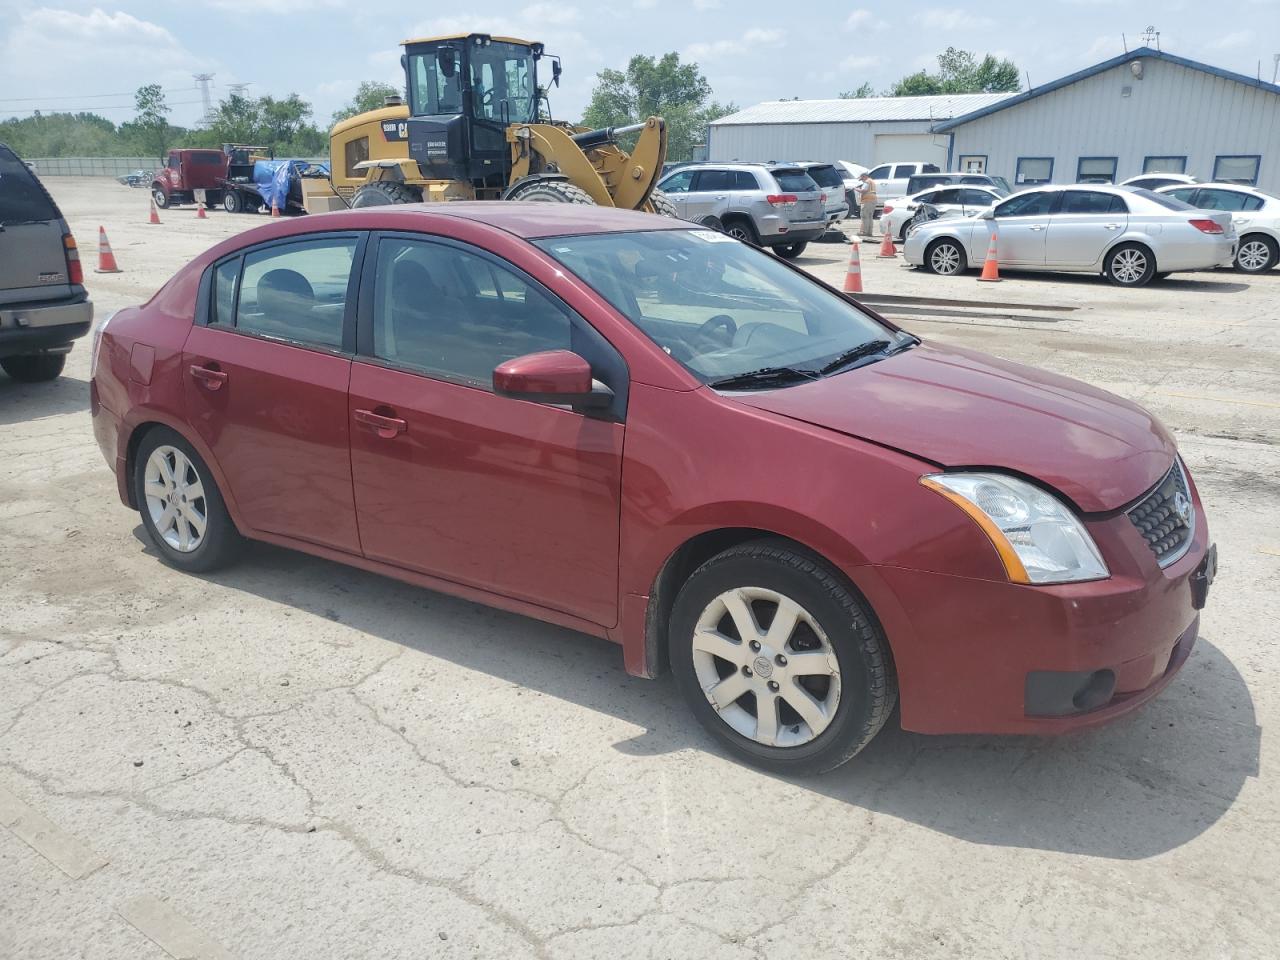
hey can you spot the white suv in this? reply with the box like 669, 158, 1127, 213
866, 161, 941, 204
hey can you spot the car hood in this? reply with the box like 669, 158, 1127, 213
732, 343, 1175, 512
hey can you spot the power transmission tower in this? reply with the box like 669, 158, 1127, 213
194, 73, 216, 127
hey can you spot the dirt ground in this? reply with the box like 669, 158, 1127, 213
2, 178, 1277, 959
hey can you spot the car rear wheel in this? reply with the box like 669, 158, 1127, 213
1236, 235, 1277, 273
223, 190, 243, 213
134, 428, 242, 573
1105, 243, 1156, 287
774, 242, 808, 259
721, 218, 758, 244
1, 353, 66, 382
669, 540, 897, 774
924, 238, 966, 275
152, 188, 169, 209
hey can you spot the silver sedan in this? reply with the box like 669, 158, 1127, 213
1157, 182, 1279, 273
902, 185, 1237, 287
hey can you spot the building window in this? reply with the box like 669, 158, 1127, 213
1213, 155, 1261, 185
958, 154, 987, 174
1015, 157, 1053, 185
1076, 157, 1118, 183
1143, 156, 1186, 174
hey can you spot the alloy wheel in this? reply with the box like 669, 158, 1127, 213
143, 445, 208, 553
726, 224, 753, 242
930, 242, 962, 275
1111, 248, 1148, 284
1238, 240, 1273, 272
691, 586, 842, 748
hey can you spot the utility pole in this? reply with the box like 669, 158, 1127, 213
193, 73, 216, 127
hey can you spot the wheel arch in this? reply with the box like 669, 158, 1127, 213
122, 416, 246, 534
1103, 236, 1158, 272
638, 525, 893, 681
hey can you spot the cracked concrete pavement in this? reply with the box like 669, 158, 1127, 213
1, 180, 1277, 958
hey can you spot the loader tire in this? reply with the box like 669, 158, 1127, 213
505, 180, 596, 205
646, 189, 679, 218
351, 181, 423, 207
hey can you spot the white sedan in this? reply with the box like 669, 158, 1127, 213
1157, 182, 1279, 273
881, 185, 1005, 241
902, 184, 1237, 287
1121, 173, 1197, 192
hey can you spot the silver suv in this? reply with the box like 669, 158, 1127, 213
792, 162, 851, 223
1, 143, 93, 382
656, 163, 827, 259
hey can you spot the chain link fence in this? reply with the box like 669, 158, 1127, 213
25, 157, 161, 177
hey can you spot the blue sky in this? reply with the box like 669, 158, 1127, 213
0, 1, 1276, 129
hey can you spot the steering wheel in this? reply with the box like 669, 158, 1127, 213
696, 314, 737, 347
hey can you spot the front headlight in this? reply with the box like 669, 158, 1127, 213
921, 472, 1109, 585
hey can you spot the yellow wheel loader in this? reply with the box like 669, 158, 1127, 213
323, 33, 674, 216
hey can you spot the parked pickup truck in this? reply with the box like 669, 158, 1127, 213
150, 148, 229, 209
1, 142, 93, 382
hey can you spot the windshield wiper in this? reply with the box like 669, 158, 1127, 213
817, 336, 918, 376
707, 366, 820, 391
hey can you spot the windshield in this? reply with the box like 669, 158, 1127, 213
533, 229, 902, 384
468, 41, 536, 123
407, 46, 465, 115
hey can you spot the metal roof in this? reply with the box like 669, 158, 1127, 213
709, 93, 1015, 126
936, 46, 1280, 131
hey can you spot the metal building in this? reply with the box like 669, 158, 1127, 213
937, 47, 1280, 191
706, 93, 1013, 167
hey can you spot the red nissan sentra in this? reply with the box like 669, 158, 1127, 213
89, 204, 1216, 773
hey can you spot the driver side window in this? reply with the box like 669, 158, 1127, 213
660, 170, 694, 194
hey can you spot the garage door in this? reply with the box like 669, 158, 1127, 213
872, 134, 949, 166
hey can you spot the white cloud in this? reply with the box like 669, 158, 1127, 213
693, 0, 722, 8
844, 9, 887, 32
1210, 31, 1252, 50
916, 9, 995, 30
840, 54, 881, 71
684, 28, 784, 61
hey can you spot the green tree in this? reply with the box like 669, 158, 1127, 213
330, 81, 402, 127
130, 83, 171, 158
839, 82, 876, 99
583, 53, 735, 162
888, 48, 1020, 96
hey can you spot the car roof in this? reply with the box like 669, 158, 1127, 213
1155, 181, 1263, 194
260, 202, 696, 241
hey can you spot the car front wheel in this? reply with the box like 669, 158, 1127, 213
1105, 243, 1156, 287
669, 540, 897, 774
134, 427, 242, 572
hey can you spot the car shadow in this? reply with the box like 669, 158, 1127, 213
133, 530, 1261, 861
0, 372, 89, 426
986, 271, 1252, 293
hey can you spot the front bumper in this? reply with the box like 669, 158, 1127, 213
859, 497, 1213, 735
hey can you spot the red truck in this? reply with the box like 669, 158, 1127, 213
149, 149, 228, 209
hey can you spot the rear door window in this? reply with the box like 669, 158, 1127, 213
235, 237, 359, 349
868, 165, 892, 179
1059, 191, 1120, 214
1163, 187, 1199, 205
929, 189, 962, 205
893, 164, 916, 178
995, 191, 1055, 217
0, 146, 59, 224
732, 170, 760, 191
1195, 188, 1256, 212
960, 189, 997, 206
692, 169, 735, 192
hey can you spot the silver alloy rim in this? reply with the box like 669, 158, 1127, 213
143, 445, 207, 553
930, 243, 961, 274
727, 225, 752, 241
1112, 248, 1147, 283
1238, 240, 1271, 271
692, 587, 841, 748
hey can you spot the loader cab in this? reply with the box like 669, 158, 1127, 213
402, 33, 543, 189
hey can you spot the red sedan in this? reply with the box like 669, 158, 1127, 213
90, 203, 1216, 773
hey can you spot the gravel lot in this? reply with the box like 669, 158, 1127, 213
3, 178, 1277, 959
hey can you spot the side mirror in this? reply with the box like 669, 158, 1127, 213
978, 208, 996, 220
493, 350, 612, 410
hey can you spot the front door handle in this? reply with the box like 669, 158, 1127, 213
1102, 223, 1122, 230
354, 407, 408, 439
1029, 225, 1045, 231
189, 363, 227, 390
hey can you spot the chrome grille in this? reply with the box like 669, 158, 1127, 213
1127, 460, 1194, 567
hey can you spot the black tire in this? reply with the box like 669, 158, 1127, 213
1105, 242, 1157, 287
774, 241, 808, 260
923, 237, 967, 275
351, 180, 424, 207
505, 179, 595, 205
721, 217, 758, 245
1235, 234, 1278, 273
646, 189, 679, 218
133, 426, 242, 573
1, 353, 66, 382
696, 215, 725, 232
223, 190, 243, 214
151, 187, 169, 209
669, 539, 897, 775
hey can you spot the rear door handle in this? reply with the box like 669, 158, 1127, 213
354, 407, 408, 439
1102, 223, 1122, 230
1029, 225, 1045, 231
188, 364, 227, 390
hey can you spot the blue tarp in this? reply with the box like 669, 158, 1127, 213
250, 159, 330, 210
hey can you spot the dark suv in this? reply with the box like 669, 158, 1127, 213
0, 143, 93, 382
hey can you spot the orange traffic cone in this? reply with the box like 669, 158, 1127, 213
270, 198, 280, 218
877, 221, 897, 259
978, 228, 1001, 282
148, 196, 161, 225
94, 226, 122, 274
842, 239, 863, 293
196, 200, 207, 219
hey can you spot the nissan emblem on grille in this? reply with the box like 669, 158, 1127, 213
1127, 462, 1194, 566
